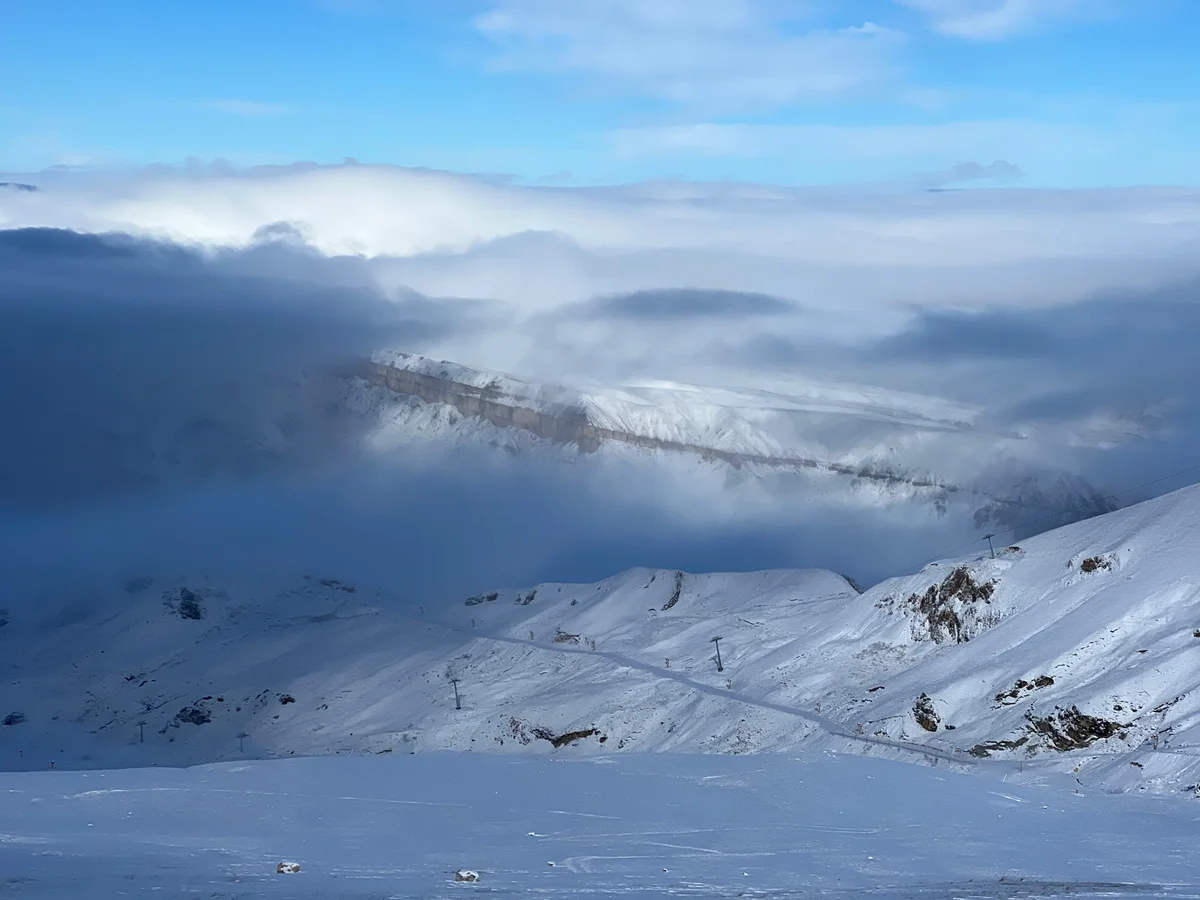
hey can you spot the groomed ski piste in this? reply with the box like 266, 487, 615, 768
5, 485, 1200, 896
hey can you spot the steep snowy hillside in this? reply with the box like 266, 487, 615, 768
4, 484, 1200, 796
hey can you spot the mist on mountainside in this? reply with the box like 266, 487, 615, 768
2, 167, 1200, 616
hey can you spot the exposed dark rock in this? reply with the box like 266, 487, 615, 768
968, 736, 1029, 758
173, 705, 212, 726
515, 590, 537, 606
1025, 706, 1127, 752
662, 571, 684, 611
913, 693, 940, 732
547, 728, 601, 748
994, 675, 1055, 706
163, 587, 205, 620
507, 717, 605, 749
905, 567, 999, 644
553, 629, 581, 645
2, 712, 25, 726
0, 608, 7, 629
279, 694, 296, 705
465, 591, 500, 606
1080, 556, 1113, 574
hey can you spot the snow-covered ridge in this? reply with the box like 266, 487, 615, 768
361, 351, 963, 490
5, 484, 1200, 796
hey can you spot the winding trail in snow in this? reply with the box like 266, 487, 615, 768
427, 616, 984, 769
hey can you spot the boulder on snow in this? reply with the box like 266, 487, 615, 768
454, 869, 480, 882
276, 861, 302, 874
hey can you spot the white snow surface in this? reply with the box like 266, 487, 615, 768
4, 484, 1200, 800
2, 752, 1199, 899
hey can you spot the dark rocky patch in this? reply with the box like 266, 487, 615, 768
553, 629, 581, 645
913, 693, 940, 732
173, 705, 212, 726
317, 578, 357, 593
994, 675, 1055, 706
515, 590, 537, 606
1080, 555, 1113, 574
508, 717, 605, 749
905, 566, 998, 643
546, 728, 602, 748
163, 587, 205, 620
968, 736, 1030, 758
2, 712, 25, 726
662, 571, 685, 611
1025, 706, 1127, 752
465, 591, 499, 606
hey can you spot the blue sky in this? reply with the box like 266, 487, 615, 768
2, 0, 1197, 186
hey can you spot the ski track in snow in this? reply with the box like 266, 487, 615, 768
432, 617, 972, 768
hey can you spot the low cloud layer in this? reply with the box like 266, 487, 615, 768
1, 162, 1199, 605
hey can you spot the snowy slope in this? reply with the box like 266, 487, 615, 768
4, 485, 1200, 797
4, 752, 1200, 899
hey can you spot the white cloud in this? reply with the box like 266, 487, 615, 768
474, 0, 900, 110
608, 118, 1103, 164
4, 162, 1197, 273
4, 163, 1197, 379
895, 0, 1119, 39
4, 161, 1200, 574
203, 99, 292, 117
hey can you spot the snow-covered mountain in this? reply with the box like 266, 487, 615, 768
5, 483, 1200, 797
344, 350, 1117, 528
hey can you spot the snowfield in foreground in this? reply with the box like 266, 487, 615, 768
3, 752, 1200, 899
